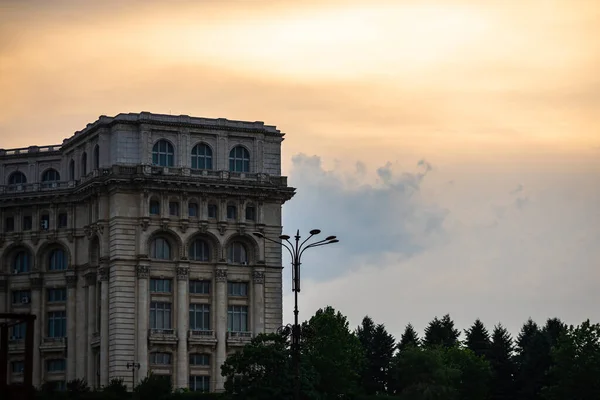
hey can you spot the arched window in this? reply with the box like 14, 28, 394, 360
81, 152, 88, 176
8, 172, 27, 185
69, 160, 75, 181
42, 169, 60, 182
227, 241, 248, 264
93, 145, 100, 169
13, 250, 31, 273
191, 143, 213, 170
151, 237, 171, 260
229, 146, 250, 173
49, 249, 67, 271
149, 199, 160, 216
189, 239, 210, 261
152, 140, 175, 167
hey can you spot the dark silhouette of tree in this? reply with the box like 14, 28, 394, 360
398, 323, 420, 351
488, 323, 516, 400
515, 318, 548, 400
542, 320, 600, 400
424, 314, 460, 348
302, 306, 365, 399
445, 347, 492, 400
465, 318, 491, 358
357, 316, 377, 395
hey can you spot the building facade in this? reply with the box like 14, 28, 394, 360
0, 112, 295, 392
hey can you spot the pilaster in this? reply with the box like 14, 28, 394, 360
176, 266, 189, 389
252, 270, 265, 335
30, 274, 43, 387
136, 264, 150, 383
86, 272, 97, 386
98, 266, 109, 387
66, 273, 78, 381
215, 266, 228, 391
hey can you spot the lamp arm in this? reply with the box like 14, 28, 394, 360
258, 235, 295, 262
299, 234, 314, 250
298, 240, 336, 259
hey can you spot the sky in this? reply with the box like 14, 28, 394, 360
1, 0, 599, 339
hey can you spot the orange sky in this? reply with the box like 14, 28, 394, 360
1, 0, 599, 173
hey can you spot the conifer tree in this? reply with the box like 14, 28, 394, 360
398, 323, 420, 351
488, 324, 516, 400
465, 318, 491, 358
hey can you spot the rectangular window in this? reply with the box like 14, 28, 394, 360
46, 359, 66, 372
41, 214, 50, 230
188, 202, 198, 218
11, 361, 25, 374
189, 375, 210, 392
189, 354, 210, 366
245, 206, 256, 221
226, 205, 237, 220
207, 204, 217, 219
169, 202, 179, 216
228, 282, 248, 297
150, 302, 172, 330
23, 215, 32, 231
11, 322, 26, 340
189, 280, 210, 295
227, 305, 248, 332
47, 311, 67, 338
57, 213, 68, 228
12, 290, 31, 304
189, 304, 211, 331
150, 352, 172, 365
5, 216, 14, 232
150, 279, 172, 293
149, 201, 160, 216
48, 288, 67, 302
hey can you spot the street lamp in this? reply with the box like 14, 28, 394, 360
126, 362, 140, 390
253, 229, 339, 400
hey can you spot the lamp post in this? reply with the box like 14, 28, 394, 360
254, 229, 339, 400
126, 362, 140, 391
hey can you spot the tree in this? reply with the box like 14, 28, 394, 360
398, 324, 420, 351
302, 306, 366, 399
356, 316, 396, 395
542, 320, 600, 400
221, 331, 318, 399
515, 318, 547, 400
464, 319, 491, 358
488, 324, 516, 400
445, 347, 492, 400
424, 314, 460, 349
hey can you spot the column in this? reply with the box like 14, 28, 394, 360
30, 275, 43, 387
176, 266, 189, 389
214, 267, 228, 392
0, 276, 7, 313
99, 267, 109, 387
86, 273, 97, 385
136, 265, 150, 382
66, 274, 78, 381
252, 271, 265, 335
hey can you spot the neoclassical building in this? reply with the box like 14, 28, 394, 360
0, 112, 295, 392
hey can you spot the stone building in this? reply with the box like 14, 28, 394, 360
0, 112, 295, 392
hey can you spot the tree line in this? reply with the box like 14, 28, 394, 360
222, 306, 600, 400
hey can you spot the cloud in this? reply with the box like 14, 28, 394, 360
283, 154, 600, 338
283, 154, 448, 281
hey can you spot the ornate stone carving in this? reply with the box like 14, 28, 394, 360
252, 271, 265, 284
67, 230, 75, 243
215, 269, 227, 282
176, 267, 189, 281
12, 232, 22, 243
84, 225, 92, 239
97, 224, 104, 235
30, 276, 44, 289
136, 265, 150, 279
238, 223, 246, 235
31, 233, 39, 245
85, 272, 97, 286
199, 222, 208, 233
140, 218, 150, 232
98, 267, 109, 281
179, 220, 189, 233
161, 218, 170, 230
218, 222, 227, 236
66, 275, 78, 288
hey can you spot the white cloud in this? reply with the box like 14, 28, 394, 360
282, 154, 600, 339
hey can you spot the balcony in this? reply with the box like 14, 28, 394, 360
188, 329, 217, 345
8, 338, 25, 354
226, 331, 252, 346
40, 337, 67, 352
148, 328, 178, 344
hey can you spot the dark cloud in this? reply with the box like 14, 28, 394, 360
282, 154, 448, 281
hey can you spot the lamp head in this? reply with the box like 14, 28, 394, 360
279, 234, 291, 240
309, 229, 321, 235
325, 236, 336, 241
329, 239, 339, 244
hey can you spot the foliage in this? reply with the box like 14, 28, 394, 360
464, 319, 491, 358
488, 324, 516, 400
302, 306, 366, 399
357, 316, 397, 395
67, 378, 91, 393
133, 372, 172, 400
423, 314, 460, 349
398, 323, 420, 351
